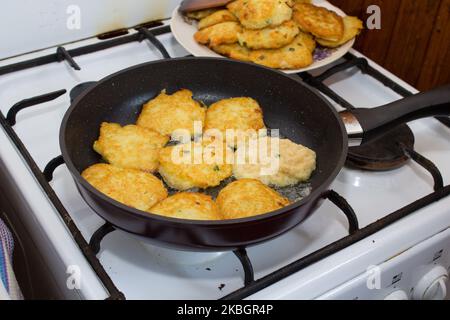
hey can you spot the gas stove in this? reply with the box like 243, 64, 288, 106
1, 11, 449, 300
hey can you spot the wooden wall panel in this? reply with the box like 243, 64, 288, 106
383, 0, 441, 87
356, 0, 402, 65
416, 0, 450, 90
330, 0, 450, 91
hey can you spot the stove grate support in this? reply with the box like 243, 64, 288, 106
0, 25, 171, 77
56, 46, 81, 71
137, 27, 171, 59
301, 53, 446, 171
89, 223, 117, 255
88, 223, 258, 288
233, 249, 254, 286
324, 190, 359, 234
5, 90, 67, 126
48, 188, 358, 289
300, 52, 450, 129
0, 109, 126, 300
401, 145, 444, 191
222, 184, 450, 300
43, 155, 65, 182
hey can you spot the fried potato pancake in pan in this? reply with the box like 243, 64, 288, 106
316, 16, 363, 47
150, 192, 222, 220
158, 141, 233, 191
249, 31, 315, 69
81, 163, 168, 212
234, 162, 299, 187
227, 0, 293, 29
293, 3, 344, 41
186, 8, 219, 20
136, 89, 206, 137
211, 43, 252, 62
198, 9, 237, 30
237, 20, 299, 50
194, 21, 242, 47
93, 123, 168, 173
204, 97, 266, 144
216, 179, 290, 219
233, 137, 317, 187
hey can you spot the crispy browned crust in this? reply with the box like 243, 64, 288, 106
198, 9, 238, 30
249, 31, 315, 69
293, 3, 344, 41
194, 21, 242, 46
238, 20, 300, 50
316, 16, 363, 47
204, 97, 266, 135
158, 141, 233, 191
93, 123, 168, 173
81, 163, 168, 211
210, 43, 253, 62
149, 192, 222, 220
217, 179, 290, 219
227, 0, 293, 29
136, 89, 206, 137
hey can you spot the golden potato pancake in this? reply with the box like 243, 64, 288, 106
316, 16, 363, 47
233, 137, 316, 187
210, 43, 252, 62
158, 141, 233, 191
204, 97, 265, 142
81, 163, 168, 211
293, 3, 344, 41
198, 9, 237, 30
296, 29, 317, 52
217, 179, 290, 219
238, 20, 299, 50
227, 0, 293, 29
277, 138, 316, 181
186, 8, 219, 20
150, 192, 222, 220
136, 89, 206, 137
290, 0, 312, 4
93, 123, 168, 173
194, 21, 242, 46
249, 31, 315, 69
234, 158, 299, 187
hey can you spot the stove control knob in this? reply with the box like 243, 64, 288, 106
413, 265, 449, 300
384, 290, 409, 300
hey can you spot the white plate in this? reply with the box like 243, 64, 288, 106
170, 0, 355, 74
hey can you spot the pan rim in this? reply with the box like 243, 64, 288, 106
60, 57, 348, 227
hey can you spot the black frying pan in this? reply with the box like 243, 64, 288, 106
60, 58, 450, 251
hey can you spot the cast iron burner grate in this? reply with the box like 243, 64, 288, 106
0, 23, 449, 300
299, 55, 422, 171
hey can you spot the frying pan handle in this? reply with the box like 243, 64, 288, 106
341, 84, 450, 146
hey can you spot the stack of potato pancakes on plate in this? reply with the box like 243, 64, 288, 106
189, 0, 363, 70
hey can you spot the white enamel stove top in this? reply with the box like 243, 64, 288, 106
0, 24, 449, 300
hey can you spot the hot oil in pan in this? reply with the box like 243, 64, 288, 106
157, 174, 312, 203
160, 132, 313, 203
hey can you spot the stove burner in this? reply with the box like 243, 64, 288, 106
346, 124, 415, 171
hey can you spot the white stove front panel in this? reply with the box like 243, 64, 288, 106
317, 228, 450, 300
0, 29, 449, 299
